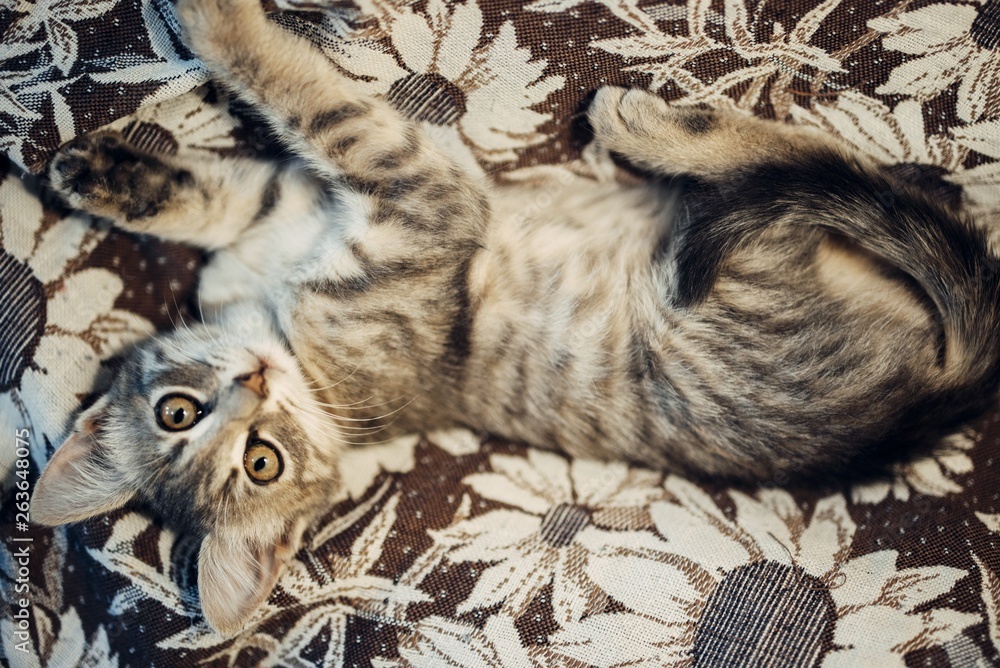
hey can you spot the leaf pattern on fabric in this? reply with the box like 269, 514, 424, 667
870, 2, 1000, 123
577, 0, 848, 116
791, 91, 966, 169
0, 0, 206, 170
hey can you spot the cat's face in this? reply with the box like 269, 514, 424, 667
31, 320, 342, 635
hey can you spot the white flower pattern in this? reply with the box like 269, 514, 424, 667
0, 173, 151, 480
373, 613, 536, 668
790, 91, 967, 169
547, 478, 980, 667
227, 491, 429, 666
304, 0, 564, 164
432, 449, 663, 624
948, 117, 1000, 216
974, 512, 1000, 656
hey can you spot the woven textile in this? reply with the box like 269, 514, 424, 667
2, 0, 1000, 665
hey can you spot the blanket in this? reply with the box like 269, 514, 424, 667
2, 0, 1000, 665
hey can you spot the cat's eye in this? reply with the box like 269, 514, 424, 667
244, 441, 283, 484
155, 394, 204, 431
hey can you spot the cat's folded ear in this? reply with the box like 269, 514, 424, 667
31, 398, 137, 525
198, 532, 289, 637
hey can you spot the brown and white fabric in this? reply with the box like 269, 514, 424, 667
2, 0, 1000, 665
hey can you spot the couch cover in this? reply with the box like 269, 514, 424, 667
2, 0, 1000, 665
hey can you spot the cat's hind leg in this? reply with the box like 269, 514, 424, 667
49, 130, 286, 249
587, 87, 839, 178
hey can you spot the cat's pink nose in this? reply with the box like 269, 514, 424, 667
236, 368, 268, 398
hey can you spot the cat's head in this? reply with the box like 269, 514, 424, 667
31, 318, 342, 636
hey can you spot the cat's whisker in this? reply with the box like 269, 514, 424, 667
301, 392, 379, 409
318, 393, 423, 428
303, 408, 397, 442
286, 398, 393, 441
154, 333, 202, 365
195, 286, 205, 322
165, 286, 200, 342
297, 415, 387, 434
305, 394, 412, 412
309, 352, 372, 393
321, 423, 385, 433
301, 374, 328, 387
296, 401, 406, 424
302, 394, 419, 410
293, 412, 375, 447
317, 398, 379, 410
296, 408, 411, 448
157, 304, 200, 358
131, 318, 159, 339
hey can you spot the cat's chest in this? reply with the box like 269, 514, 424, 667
472, 181, 670, 314
200, 181, 368, 309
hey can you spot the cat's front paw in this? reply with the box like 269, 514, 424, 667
49, 132, 190, 223
588, 87, 717, 153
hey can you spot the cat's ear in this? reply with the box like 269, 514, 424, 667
198, 532, 287, 636
31, 398, 137, 525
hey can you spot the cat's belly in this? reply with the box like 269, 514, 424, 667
459, 180, 682, 461
274, 177, 683, 455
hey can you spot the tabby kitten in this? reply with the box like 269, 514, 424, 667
31, 0, 1000, 636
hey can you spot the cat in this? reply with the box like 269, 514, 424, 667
30, 0, 1000, 636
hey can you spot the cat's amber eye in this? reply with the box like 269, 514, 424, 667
244, 441, 283, 484
155, 394, 204, 431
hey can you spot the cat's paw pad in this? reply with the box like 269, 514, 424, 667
49, 132, 188, 221
49, 132, 121, 203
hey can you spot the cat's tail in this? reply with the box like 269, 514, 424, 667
663, 151, 999, 478
675, 154, 1000, 396
813, 164, 1000, 397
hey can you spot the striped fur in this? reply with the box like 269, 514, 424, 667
33, 0, 1000, 636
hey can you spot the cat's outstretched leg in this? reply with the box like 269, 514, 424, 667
587, 86, 840, 178
175, 0, 489, 261
49, 131, 288, 249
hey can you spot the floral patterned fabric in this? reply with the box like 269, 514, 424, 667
2, 0, 1000, 665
